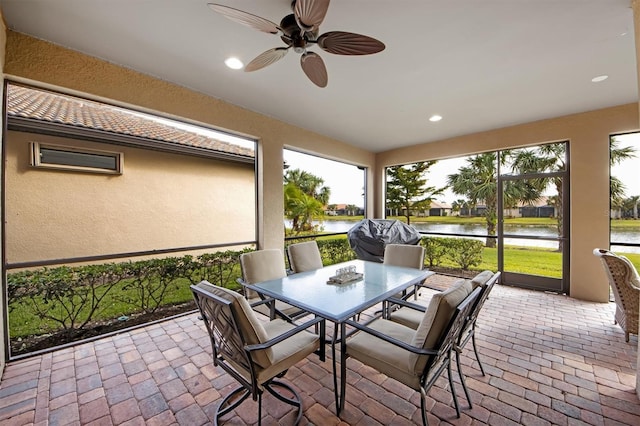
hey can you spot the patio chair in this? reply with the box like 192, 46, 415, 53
191, 281, 324, 425
386, 270, 500, 409
287, 240, 323, 273
385, 243, 426, 298
594, 248, 640, 342
238, 249, 307, 322
379, 243, 426, 317
340, 280, 482, 423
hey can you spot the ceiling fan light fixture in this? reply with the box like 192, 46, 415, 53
429, 114, 443, 122
591, 75, 608, 83
224, 57, 244, 70
210, 0, 385, 87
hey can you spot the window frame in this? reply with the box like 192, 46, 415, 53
30, 141, 124, 175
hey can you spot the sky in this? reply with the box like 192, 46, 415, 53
611, 133, 640, 198
284, 149, 365, 206
282, 134, 640, 207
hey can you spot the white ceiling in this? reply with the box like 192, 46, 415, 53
0, 0, 637, 152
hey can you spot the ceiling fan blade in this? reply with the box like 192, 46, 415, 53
294, 0, 330, 32
207, 3, 279, 34
245, 47, 289, 72
300, 52, 328, 88
317, 31, 385, 55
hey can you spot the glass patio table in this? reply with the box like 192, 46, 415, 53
243, 258, 433, 413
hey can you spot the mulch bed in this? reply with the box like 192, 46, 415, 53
10, 301, 196, 357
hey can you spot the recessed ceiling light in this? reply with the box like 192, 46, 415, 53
429, 115, 443, 122
591, 75, 608, 83
225, 57, 244, 70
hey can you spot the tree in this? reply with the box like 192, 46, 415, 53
447, 154, 500, 247
509, 140, 635, 250
447, 152, 542, 247
610, 137, 636, 208
284, 168, 330, 205
386, 161, 444, 225
284, 169, 330, 234
625, 195, 640, 219
451, 199, 464, 216
345, 204, 359, 216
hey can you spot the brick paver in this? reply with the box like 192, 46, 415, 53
1, 278, 639, 425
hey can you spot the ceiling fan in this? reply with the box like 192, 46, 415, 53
208, 0, 385, 87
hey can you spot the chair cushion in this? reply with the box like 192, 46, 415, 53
256, 319, 320, 383
409, 279, 472, 374
195, 281, 273, 368
389, 305, 426, 330
471, 270, 494, 289
383, 244, 425, 269
240, 249, 287, 299
620, 255, 640, 289
388, 288, 438, 329
288, 241, 323, 273
347, 318, 422, 390
240, 249, 287, 283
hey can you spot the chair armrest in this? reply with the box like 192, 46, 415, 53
344, 319, 437, 356
249, 297, 276, 308
385, 297, 427, 313
245, 317, 325, 351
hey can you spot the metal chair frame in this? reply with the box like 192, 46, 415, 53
340, 286, 481, 425
192, 284, 325, 425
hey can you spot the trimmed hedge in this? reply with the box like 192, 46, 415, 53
8, 236, 483, 354
8, 249, 252, 340
421, 237, 484, 270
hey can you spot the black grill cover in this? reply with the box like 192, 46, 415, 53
347, 219, 422, 262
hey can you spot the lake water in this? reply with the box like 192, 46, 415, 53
304, 220, 640, 254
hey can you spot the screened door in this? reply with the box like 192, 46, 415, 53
497, 145, 569, 293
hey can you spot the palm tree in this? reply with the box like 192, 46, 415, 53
509, 140, 635, 250
345, 204, 359, 216
284, 169, 331, 234
610, 137, 636, 210
627, 195, 640, 219
448, 152, 545, 248
284, 182, 324, 234
447, 153, 500, 247
284, 168, 331, 205
451, 199, 463, 216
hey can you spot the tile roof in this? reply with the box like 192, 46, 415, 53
6, 84, 255, 159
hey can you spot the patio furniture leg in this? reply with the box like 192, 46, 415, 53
332, 323, 341, 415
455, 347, 473, 409
419, 387, 429, 426
339, 322, 347, 415
264, 380, 303, 425
471, 327, 485, 376
447, 353, 461, 418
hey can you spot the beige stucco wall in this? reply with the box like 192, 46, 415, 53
3, 31, 376, 252
375, 104, 639, 302
5, 131, 256, 263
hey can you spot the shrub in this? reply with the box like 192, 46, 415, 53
8, 263, 127, 332
444, 238, 484, 270
420, 237, 447, 267
317, 239, 357, 264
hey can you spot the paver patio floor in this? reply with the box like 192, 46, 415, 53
1, 275, 638, 425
